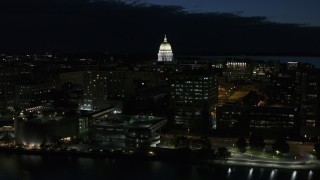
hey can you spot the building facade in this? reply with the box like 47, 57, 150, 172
170, 70, 218, 128
157, 35, 173, 63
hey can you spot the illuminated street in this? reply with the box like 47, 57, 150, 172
159, 134, 320, 170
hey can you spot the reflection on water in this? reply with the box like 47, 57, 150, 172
308, 170, 313, 180
227, 167, 232, 178
248, 168, 253, 179
291, 170, 297, 180
269, 169, 277, 180
0, 153, 319, 180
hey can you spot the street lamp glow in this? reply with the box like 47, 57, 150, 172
148, 151, 155, 156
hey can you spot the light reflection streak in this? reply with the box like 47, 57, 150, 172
227, 167, 231, 178
269, 169, 277, 180
291, 170, 297, 180
248, 168, 253, 179
308, 170, 313, 180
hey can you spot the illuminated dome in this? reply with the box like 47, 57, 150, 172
159, 37, 172, 51
158, 35, 173, 62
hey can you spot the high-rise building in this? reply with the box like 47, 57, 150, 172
157, 35, 173, 63
59, 71, 109, 111
223, 60, 252, 81
301, 69, 320, 128
170, 70, 218, 128
252, 60, 280, 81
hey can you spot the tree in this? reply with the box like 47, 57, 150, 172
190, 137, 211, 150
272, 138, 289, 154
197, 148, 215, 159
217, 147, 231, 163
174, 136, 190, 149
249, 135, 265, 151
314, 143, 320, 159
236, 137, 247, 153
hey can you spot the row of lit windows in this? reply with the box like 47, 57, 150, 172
308, 94, 317, 98
250, 113, 295, 117
176, 99, 207, 103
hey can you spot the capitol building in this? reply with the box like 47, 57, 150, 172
157, 35, 173, 63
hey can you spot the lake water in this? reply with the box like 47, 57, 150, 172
0, 153, 318, 180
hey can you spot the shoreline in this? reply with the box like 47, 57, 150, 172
1, 147, 319, 170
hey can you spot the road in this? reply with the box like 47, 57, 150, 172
161, 133, 320, 169
164, 133, 315, 154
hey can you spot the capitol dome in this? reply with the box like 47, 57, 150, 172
159, 38, 172, 51
158, 35, 173, 62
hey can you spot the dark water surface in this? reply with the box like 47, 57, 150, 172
0, 153, 319, 180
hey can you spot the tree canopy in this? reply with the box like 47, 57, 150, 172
249, 135, 265, 151
236, 137, 247, 153
272, 138, 289, 154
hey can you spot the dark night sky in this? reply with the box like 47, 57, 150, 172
0, 0, 320, 57
138, 0, 320, 26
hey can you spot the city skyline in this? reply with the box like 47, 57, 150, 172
1, 1, 320, 179
1, 45, 320, 179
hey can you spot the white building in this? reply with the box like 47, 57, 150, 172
157, 35, 173, 63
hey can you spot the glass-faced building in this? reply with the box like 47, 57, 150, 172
170, 70, 218, 128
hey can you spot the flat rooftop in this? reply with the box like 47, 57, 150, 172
228, 91, 250, 101
95, 115, 165, 129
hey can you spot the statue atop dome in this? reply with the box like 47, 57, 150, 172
164, 34, 167, 42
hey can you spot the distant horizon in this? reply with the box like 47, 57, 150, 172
2, 52, 320, 68
178, 55, 320, 68
1, 1, 320, 54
